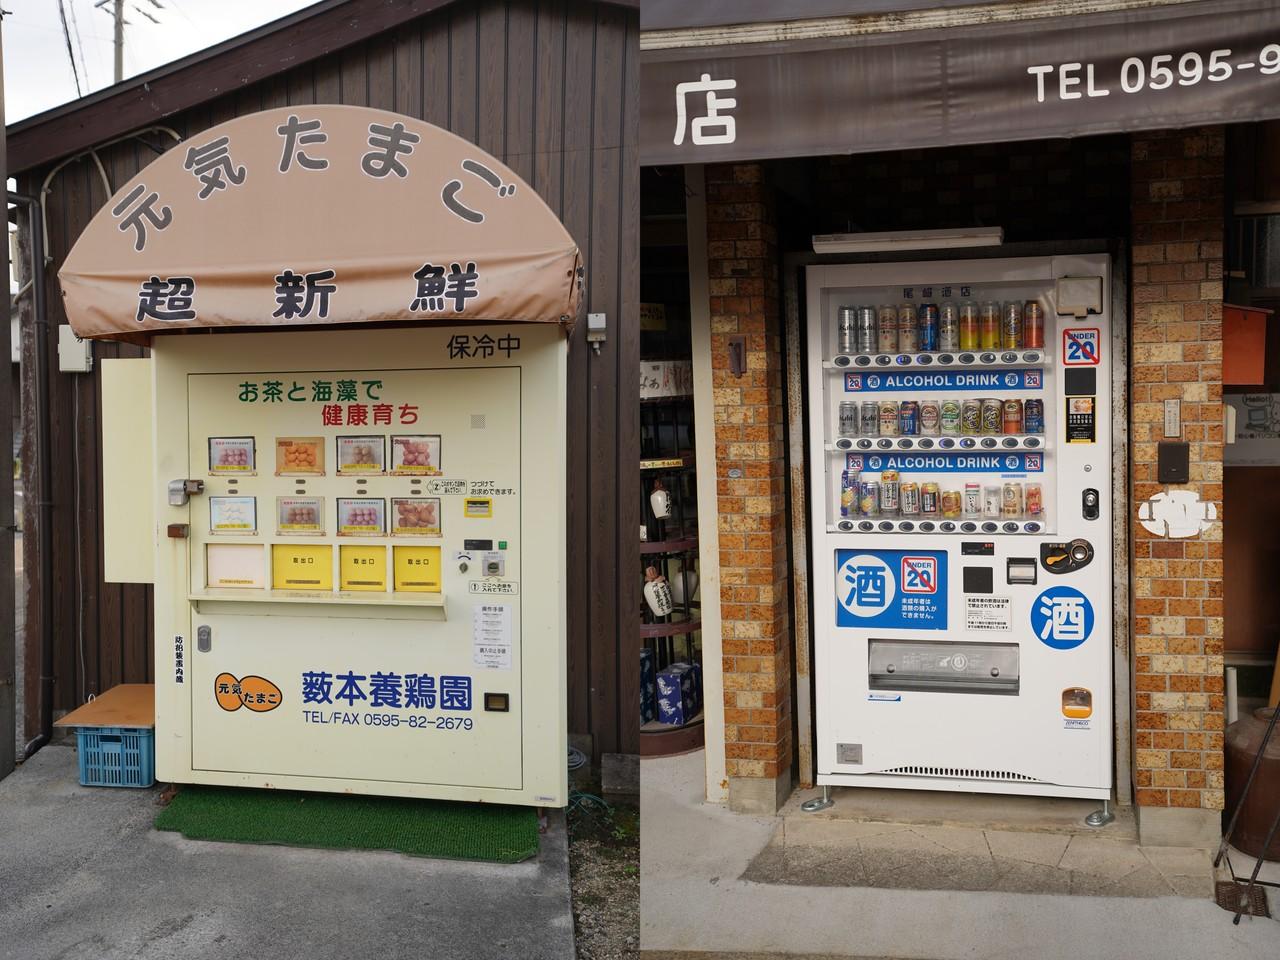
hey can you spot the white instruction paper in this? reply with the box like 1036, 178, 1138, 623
472, 603, 512, 670
965, 596, 1012, 632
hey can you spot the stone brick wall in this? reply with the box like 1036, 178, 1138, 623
704, 163, 793, 805
1129, 127, 1226, 813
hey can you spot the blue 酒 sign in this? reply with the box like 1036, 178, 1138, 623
1031, 586, 1094, 650
844, 369, 1043, 393
835, 549, 947, 631
846, 452, 1043, 474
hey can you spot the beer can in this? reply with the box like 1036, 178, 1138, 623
836, 306, 857, 355
898, 400, 919, 436
1023, 398, 1045, 435
860, 400, 880, 436
856, 306, 878, 355
921, 482, 940, 515
920, 401, 941, 436
1002, 481, 1024, 517
1002, 301, 1024, 350
963, 482, 981, 518
839, 400, 859, 437
983, 486, 1002, 518
1024, 300, 1046, 349
961, 399, 982, 435
878, 400, 900, 436
840, 469, 858, 517
900, 482, 921, 516
941, 489, 962, 519
1002, 398, 1023, 435
940, 399, 962, 436
980, 398, 1003, 436
879, 470, 900, 514
877, 305, 898, 354
897, 303, 918, 353
1025, 482, 1044, 517
958, 301, 980, 351
979, 301, 1000, 350
859, 481, 880, 517
939, 302, 960, 352
917, 303, 939, 353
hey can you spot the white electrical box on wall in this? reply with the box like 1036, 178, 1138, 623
807, 254, 1113, 800
58, 323, 93, 372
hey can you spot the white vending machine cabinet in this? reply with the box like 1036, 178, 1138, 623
808, 255, 1112, 800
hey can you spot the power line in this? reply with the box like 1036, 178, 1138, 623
65, 0, 92, 93
55, 0, 84, 96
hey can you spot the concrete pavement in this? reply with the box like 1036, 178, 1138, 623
640, 749, 1278, 959
0, 743, 575, 960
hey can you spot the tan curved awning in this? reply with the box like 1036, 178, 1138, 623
59, 105, 583, 342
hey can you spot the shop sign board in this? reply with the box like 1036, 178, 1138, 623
642, 0, 1280, 165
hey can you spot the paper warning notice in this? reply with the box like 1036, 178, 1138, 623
965, 596, 1012, 632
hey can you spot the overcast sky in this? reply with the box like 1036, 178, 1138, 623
3, 0, 321, 124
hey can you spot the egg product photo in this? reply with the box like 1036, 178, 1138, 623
208, 496, 257, 534
390, 434, 442, 475
208, 437, 256, 475
337, 435, 386, 474
276, 496, 324, 535
390, 497, 442, 537
275, 437, 325, 475
337, 497, 386, 536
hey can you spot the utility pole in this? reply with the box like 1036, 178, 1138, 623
94, 0, 165, 85
93, 0, 126, 84
113, 0, 123, 84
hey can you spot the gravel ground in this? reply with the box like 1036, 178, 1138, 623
567, 782, 639, 960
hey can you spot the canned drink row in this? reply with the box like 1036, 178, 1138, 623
835, 300, 1046, 356
837, 397, 1044, 438
840, 470, 1044, 520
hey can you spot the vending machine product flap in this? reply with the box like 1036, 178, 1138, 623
868, 638, 1020, 695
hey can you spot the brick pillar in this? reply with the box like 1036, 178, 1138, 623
704, 163, 792, 813
1129, 127, 1225, 845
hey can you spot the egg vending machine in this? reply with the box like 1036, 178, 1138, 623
807, 255, 1113, 800
104, 322, 567, 807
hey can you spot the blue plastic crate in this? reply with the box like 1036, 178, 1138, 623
75, 726, 155, 788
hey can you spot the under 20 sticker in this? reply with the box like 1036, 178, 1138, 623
835, 549, 947, 630
1063, 328, 1101, 366
1031, 586, 1094, 650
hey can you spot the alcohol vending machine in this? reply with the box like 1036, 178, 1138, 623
807, 255, 1112, 799
101, 323, 567, 807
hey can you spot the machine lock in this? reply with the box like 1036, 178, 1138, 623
1041, 539, 1095, 575
1082, 488, 1100, 521
168, 478, 205, 506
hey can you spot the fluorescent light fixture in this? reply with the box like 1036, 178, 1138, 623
812, 226, 1004, 254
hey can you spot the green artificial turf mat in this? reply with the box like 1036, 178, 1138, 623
153, 785, 538, 863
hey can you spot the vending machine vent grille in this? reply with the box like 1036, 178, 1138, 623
885, 766, 1041, 783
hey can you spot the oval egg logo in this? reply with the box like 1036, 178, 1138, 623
214, 672, 283, 713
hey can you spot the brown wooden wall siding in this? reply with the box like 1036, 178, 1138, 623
16, 0, 639, 760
